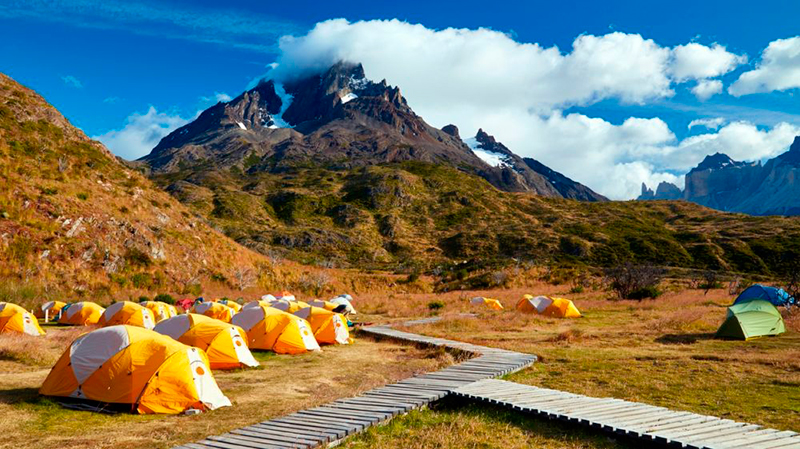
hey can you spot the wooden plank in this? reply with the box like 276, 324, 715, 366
246, 423, 339, 442
230, 428, 322, 446
210, 434, 299, 449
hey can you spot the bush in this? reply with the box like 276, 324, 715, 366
604, 262, 665, 300
153, 293, 175, 305
183, 283, 203, 296
130, 273, 152, 289
76, 192, 89, 200
427, 300, 444, 311
570, 285, 585, 294
626, 285, 662, 300
138, 295, 150, 303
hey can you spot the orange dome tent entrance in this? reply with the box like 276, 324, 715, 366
232, 305, 320, 354
58, 302, 105, 326
470, 297, 504, 310
99, 301, 155, 329
191, 301, 236, 323
39, 325, 231, 414
293, 306, 351, 345
154, 314, 258, 369
517, 295, 581, 318
140, 301, 178, 323
35, 300, 66, 321
0, 302, 44, 336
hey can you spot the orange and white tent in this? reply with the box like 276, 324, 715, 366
329, 295, 357, 315
35, 300, 67, 320
40, 325, 230, 414
59, 302, 105, 326
140, 301, 178, 323
270, 299, 310, 314
99, 301, 155, 329
0, 302, 44, 336
276, 291, 296, 301
232, 304, 320, 354
217, 299, 242, 312
293, 306, 350, 345
154, 314, 258, 370
470, 297, 504, 310
191, 301, 236, 323
517, 295, 581, 318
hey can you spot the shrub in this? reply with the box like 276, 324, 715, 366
153, 293, 175, 305
183, 283, 203, 296
427, 300, 444, 311
124, 248, 152, 268
456, 269, 468, 281
138, 295, 150, 303
570, 285, 585, 294
130, 273, 152, 289
76, 192, 89, 200
604, 262, 665, 300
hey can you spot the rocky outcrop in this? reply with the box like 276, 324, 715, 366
638, 181, 682, 200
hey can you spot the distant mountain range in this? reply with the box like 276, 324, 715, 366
6, 69, 800, 279
639, 138, 800, 216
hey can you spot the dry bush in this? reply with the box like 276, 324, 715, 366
546, 329, 584, 344
604, 262, 665, 300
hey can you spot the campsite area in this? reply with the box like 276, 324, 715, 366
1, 276, 798, 449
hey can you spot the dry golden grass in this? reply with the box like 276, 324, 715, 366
355, 283, 800, 433
0, 327, 449, 449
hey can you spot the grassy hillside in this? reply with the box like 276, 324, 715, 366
149, 157, 800, 278
0, 73, 274, 302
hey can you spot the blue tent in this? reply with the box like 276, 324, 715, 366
733, 284, 795, 307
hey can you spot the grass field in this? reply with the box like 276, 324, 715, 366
361, 284, 800, 432
0, 326, 449, 449
1, 280, 797, 449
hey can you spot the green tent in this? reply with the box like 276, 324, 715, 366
715, 299, 786, 340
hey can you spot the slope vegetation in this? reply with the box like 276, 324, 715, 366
0, 73, 267, 299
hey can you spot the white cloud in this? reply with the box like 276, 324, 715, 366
661, 121, 800, 171
93, 106, 188, 160
691, 79, 723, 100
729, 36, 800, 96
61, 75, 83, 88
272, 20, 677, 112
688, 117, 726, 130
261, 20, 800, 199
201, 92, 232, 103
670, 43, 746, 81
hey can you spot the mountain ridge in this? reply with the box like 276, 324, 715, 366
639, 139, 800, 216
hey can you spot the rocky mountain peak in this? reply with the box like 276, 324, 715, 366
777, 135, 800, 165
441, 124, 460, 139
691, 152, 739, 172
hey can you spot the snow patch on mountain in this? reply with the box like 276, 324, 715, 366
270, 83, 294, 129
340, 92, 358, 104
465, 136, 512, 168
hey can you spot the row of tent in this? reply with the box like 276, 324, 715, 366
470, 295, 582, 318
1, 293, 358, 415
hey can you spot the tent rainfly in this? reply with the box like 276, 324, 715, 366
99, 301, 156, 329
733, 284, 794, 307
154, 314, 258, 369
293, 306, 351, 345
0, 302, 44, 336
35, 300, 67, 320
232, 304, 320, 354
40, 325, 230, 413
470, 297, 504, 310
191, 301, 236, 323
58, 302, 105, 326
716, 299, 786, 340
517, 295, 581, 318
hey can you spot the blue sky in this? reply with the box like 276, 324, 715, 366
2, 0, 800, 198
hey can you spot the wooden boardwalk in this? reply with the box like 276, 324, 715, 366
175, 321, 536, 449
455, 379, 800, 449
